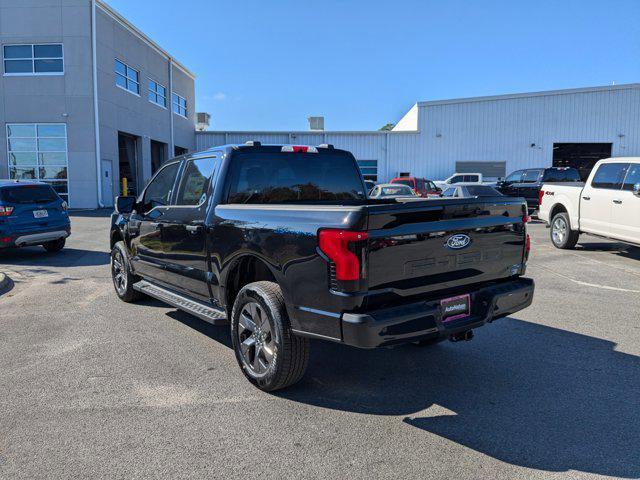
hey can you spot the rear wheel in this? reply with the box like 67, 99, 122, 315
42, 238, 65, 253
231, 281, 309, 391
111, 241, 143, 302
550, 212, 579, 249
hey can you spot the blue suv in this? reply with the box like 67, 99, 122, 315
0, 180, 71, 252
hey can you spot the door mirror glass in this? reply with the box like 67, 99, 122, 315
633, 183, 640, 197
115, 195, 136, 214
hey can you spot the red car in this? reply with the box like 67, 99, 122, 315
390, 177, 441, 197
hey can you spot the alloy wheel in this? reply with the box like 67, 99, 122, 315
112, 250, 127, 294
237, 302, 276, 377
552, 217, 567, 245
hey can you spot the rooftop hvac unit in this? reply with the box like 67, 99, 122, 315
308, 116, 324, 131
196, 112, 211, 131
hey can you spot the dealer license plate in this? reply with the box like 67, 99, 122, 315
441, 294, 471, 322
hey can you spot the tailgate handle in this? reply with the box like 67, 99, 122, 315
582, 196, 591, 201
186, 224, 203, 234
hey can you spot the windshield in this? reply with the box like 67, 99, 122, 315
0, 184, 59, 204
465, 185, 501, 196
381, 185, 414, 196
226, 151, 366, 204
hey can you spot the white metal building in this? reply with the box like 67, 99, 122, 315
196, 83, 640, 183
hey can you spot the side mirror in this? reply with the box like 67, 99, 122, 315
115, 195, 136, 214
633, 183, 640, 198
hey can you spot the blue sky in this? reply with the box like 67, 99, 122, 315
107, 0, 640, 131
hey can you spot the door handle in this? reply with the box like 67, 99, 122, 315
582, 196, 591, 201
613, 199, 623, 204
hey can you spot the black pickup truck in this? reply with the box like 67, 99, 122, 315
110, 143, 534, 391
496, 167, 581, 212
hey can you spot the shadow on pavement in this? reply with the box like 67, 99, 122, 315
272, 317, 640, 478
576, 241, 640, 261
0, 247, 109, 268
158, 303, 640, 477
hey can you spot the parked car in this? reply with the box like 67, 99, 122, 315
538, 158, 640, 248
441, 184, 503, 198
110, 142, 534, 391
497, 167, 581, 212
433, 172, 494, 190
369, 183, 418, 199
390, 177, 441, 197
0, 180, 70, 252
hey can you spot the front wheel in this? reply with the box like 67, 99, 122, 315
231, 281, 309, 391
111, 241, 143, 302
550, 212, 579, 249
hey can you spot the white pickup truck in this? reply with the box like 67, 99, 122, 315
434, 173, 495, 190
538, 158, 640, 249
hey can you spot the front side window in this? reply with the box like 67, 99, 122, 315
449, 175, 464, 184
6, 124, 68, 202
3, 44, 64, 75
442, 187, 456, 197
148, 80, 166, 107
522, 170, 543, 183
115, 59, 139, 95
505, 170, 523, 182
141, 162, 180, 212
622, 164, 640, 191
176, 158, 218, 206
172, 93, 187, 117
591, 163, 629, 190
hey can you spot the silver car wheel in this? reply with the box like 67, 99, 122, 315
552, 216, 567, 245
237, 302, 276, 378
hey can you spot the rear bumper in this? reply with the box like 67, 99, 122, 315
1, 225, 70, 248
341, 277, 534, 348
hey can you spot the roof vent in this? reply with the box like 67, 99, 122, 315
308, 116, 324, 131
196, 112, 210, 131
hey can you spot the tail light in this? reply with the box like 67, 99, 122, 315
523, 215, 531, 223
0, 206, 14, 217
0, 237, 11, 244
318, 229, 368, 281
525, 233, 531, 259
539, 190, 544, 206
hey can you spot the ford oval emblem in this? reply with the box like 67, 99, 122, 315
445, 234, 471, 250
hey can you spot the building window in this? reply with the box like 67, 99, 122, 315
357, 159, 378, 181
115, 59, 139, 95
6, 124, 69, 202
3, 44, 64, 75
148, 79, 166, 108
172, 93, 187, 117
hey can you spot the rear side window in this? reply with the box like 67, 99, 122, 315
462, 175, 479, 182
591, 163, 629, 190
226, 152, 365, 204
622, 164, 640, 191
0, 184, 58, 204
466, 185, 500, 196
176, 157, 218, 206
141, 162, 180, 211
543, 168, 581, 182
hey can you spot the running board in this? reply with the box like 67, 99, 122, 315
133, 280, 228, 325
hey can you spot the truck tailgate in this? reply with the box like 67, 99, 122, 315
365, 198, 527, 298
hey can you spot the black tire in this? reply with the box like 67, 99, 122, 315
231, 281, 309, 391
550, 212, 579, 249
42, 238, 65, 252
111, 241, 143, 302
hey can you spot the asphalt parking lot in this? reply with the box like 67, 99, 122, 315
1, 212, 639, 480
